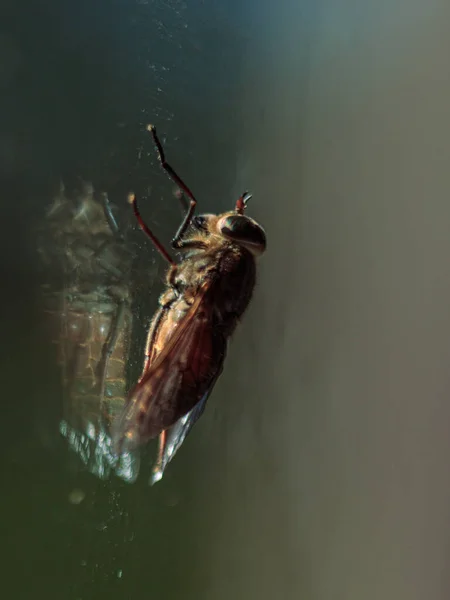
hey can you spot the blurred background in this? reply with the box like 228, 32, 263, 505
2, 0, 450, 598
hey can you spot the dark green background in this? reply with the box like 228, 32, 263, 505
3, 1, 450, 599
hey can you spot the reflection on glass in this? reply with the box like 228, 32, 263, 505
37, 181, 139, 482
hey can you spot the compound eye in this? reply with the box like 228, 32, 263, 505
219, 215, 266, 254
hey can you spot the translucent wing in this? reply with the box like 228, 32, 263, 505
112, 282, 227, 456
150, 363, 225, 484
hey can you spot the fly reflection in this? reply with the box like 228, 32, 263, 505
37, 181, 139, 482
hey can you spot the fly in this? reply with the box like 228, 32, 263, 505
112, 125, 266, 484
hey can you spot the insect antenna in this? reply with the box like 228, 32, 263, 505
128, 193, 175, 265
235, 191, 252, 215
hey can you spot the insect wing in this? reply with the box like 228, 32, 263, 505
150, 361, 225, 484
112, 282, 225, 455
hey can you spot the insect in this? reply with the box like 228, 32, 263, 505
112, 125, 266, 483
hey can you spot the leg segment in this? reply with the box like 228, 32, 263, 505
147, 125, 197, 206
128, 193, 175, 265
147, 125, 197, 247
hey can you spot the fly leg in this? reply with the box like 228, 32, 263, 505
128, 193, 175, 265
147, 125, 198, 247
147, 124, 197, 208
173, 187, 189, 214
142, 125, 204, 249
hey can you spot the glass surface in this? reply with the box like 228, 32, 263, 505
2, 1, 450, 599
